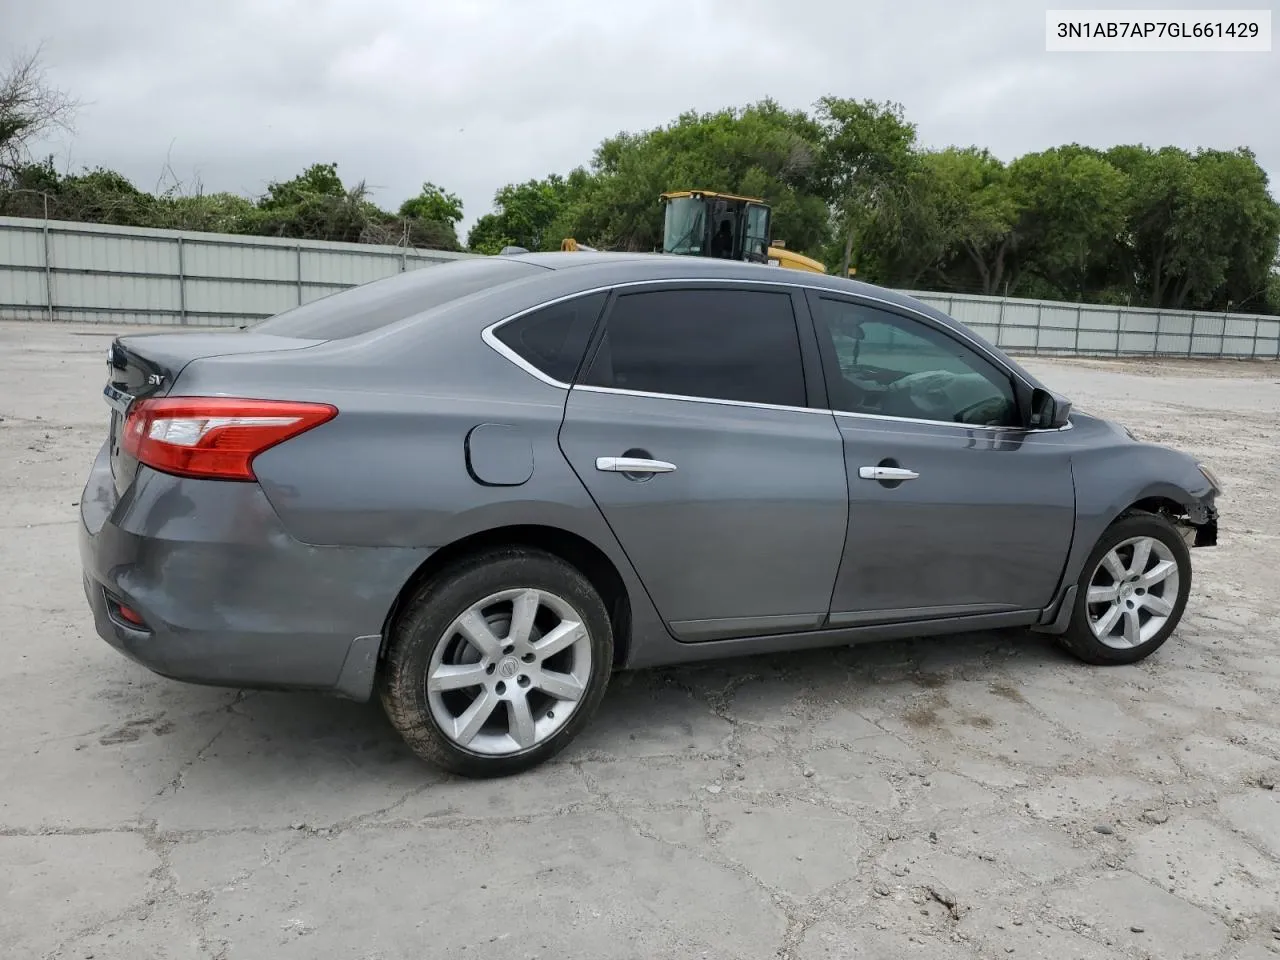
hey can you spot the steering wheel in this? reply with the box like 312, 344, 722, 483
953, 396, 1012, 426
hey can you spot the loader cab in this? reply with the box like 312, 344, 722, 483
660, 191, 773, 264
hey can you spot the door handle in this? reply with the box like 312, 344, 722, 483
859, 466, 919, 481
596, 456, 677, 474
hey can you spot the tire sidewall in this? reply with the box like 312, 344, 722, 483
1067, 513, 1192, 664
381, 549, 614, 777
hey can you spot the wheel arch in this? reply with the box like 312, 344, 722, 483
1119, 494, 1190, 522
379, 524, 634, 670
1039, 463, 1214, 634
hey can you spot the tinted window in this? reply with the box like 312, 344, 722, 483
249, 258, 541, 339
493, 292, 607, 383
584, 288, 806, 407
815, 299, 1018, 426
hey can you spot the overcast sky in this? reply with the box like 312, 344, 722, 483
5, 0, 1277, 237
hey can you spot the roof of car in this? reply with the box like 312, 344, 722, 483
491, 250, 941, 318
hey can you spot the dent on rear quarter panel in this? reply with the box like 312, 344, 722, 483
251, 382, 579, 548
103, 468, 429, 660
243, 338, 672, 668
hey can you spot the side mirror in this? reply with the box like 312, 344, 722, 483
1030, 388, 1072, 429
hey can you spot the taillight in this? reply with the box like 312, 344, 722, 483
121, 397, 337, 481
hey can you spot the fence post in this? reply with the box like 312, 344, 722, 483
296, 243, 303, 305
177, 237, 187, 325
995, 296, 1006, 349
1153, 312, 1162, 357
42, 213, 54, 322
1187, 314, 1196, 358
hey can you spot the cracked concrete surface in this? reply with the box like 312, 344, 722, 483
2, 322, 1279, 960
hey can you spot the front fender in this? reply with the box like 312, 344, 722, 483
1060, 439, 1219, 592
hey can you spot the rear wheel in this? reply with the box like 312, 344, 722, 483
1058, 512, 1192, 665
379, 548, 613, 777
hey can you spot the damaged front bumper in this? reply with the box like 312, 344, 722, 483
1175, 498, 1218, 548
1177, 508, 1218, 547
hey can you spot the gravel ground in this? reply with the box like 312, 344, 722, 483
1, 320, 1278, 960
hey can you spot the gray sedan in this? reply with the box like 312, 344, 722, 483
79, 253, 1222, 777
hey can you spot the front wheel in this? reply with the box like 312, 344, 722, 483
379, 548, 614, 777
1057, 512, 1192, 665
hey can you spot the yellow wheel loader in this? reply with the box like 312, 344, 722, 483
657, 190, 828, 273
559, 190, 854, 276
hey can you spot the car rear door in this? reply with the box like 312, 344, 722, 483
805, 291, 1076, 625
557, 283, 849, 642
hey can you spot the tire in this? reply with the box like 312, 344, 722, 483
1057, 511, 1192, 665
379, 547, 614, 778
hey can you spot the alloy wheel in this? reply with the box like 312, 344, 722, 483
425, 588, 593, 756
1085, 535, 1181, 649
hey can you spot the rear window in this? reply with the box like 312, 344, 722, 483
492, 292, 608, 384
248, 258, 542, 340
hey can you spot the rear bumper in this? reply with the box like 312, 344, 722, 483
78, 442, 431, 700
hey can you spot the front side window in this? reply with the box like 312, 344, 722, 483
583, 288, 807, 408
815, 298, 1018, 426
492, 292, 607, 384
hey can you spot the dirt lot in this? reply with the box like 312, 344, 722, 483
2, 320, 1278, 960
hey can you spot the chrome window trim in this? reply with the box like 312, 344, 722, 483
834, 407, 1073, 433
576, 384, 1073, 434
480, 277, 1072, 434
480, 288, 601, 390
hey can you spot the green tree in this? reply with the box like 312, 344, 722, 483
152, 191, 257, 234
258, 162, 347, 211
1194, 149, 1280, 313
548, 100, 830, 255
1009, 146, 1128, 300
398, 181, 463, 225
1266, 258, 1280, 315
814, 97, 918, 278
57, 167, 157, 226
1107, 146, 1280, 310
244, 162, 459, 249
914, 147, 1020, 296
466, 172, 588, 253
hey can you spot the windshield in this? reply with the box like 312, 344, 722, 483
662, 197, 706, 255
248, 258, 542, 339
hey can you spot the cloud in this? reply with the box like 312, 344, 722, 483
5, 0, 1277, 237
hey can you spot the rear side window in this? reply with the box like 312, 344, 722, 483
492, 292, 608, 384
249, 258, 542, 340
583, 288, 806, 407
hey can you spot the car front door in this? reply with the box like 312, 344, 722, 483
557, 283, 849, 642
806, 291, 1076, 625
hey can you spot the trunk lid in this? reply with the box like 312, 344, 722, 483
104, 332, 322, 494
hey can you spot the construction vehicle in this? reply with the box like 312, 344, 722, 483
658, 190, 828, 273
559, 190, 849, 275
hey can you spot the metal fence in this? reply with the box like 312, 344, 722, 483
0, 215, 470, 327
903, 289, 1280, 360
1, 215, 1277, 359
